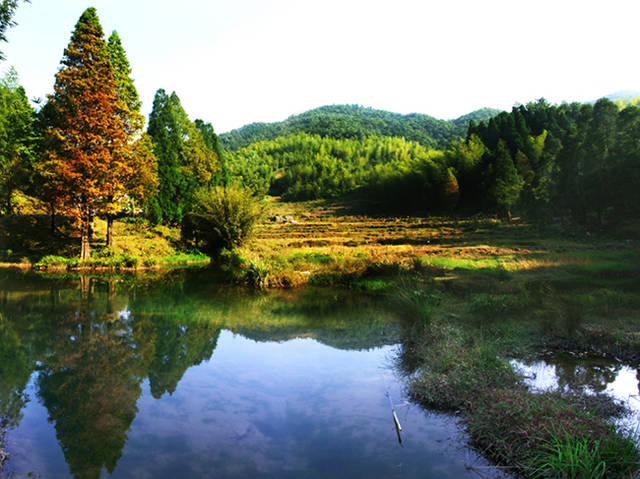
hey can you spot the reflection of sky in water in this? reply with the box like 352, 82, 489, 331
511, 358, 640, 431
6, 331, 502, 479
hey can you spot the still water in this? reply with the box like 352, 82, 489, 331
513, 353, 640, 431
0, 270, 496, 479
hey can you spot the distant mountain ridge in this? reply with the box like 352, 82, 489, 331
219, 104, 502, 151
603, 90, 640, 102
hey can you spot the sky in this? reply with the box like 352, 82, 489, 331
3, 0, 640, 133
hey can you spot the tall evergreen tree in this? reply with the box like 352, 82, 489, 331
195, 118, 226, 185
482, 142, 523, 221
104, 30, 157, 246
41, 7, 128, 259
107, 31, 143, 135
0, 67, 34, 213
584, 98, 618, 224
147, 89, 220, 224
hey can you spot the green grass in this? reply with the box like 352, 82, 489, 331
533, 429, 639, 478
394, 270, 640, 477
161, 251, 209, 264
2, 215, 210, 271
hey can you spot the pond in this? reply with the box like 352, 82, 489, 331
0, 269, 500, 479
512, 353, 640, 431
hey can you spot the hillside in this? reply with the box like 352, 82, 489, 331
219, 104, 502, 151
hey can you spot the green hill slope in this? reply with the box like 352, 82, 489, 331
220, 104, 501, 151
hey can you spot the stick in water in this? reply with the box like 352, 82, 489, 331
386, 390, 403, 443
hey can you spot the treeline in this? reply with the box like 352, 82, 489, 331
465, 98, 640, 223
0, 7, 224, 258
226, 98, 640, 224
220, 104, 502, 151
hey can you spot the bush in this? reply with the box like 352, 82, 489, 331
182, 186, 263, 255
34, 255, 71, 268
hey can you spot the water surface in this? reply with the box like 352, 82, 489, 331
512, 354, 640, 431
0, 270, 495, 478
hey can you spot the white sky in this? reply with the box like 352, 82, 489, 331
4, 0, 640, 133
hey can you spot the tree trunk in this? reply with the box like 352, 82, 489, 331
80, 275, 91, 300
107, 214, 114, 247
107, 279, 116, 313
88, 214, 94, 241
80, 213, 91, 261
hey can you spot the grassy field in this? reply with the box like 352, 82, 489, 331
227, 197, 640, 289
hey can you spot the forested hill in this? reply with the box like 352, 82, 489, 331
219, 105, 502, 151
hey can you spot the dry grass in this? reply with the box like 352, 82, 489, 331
232, 197, 639, 288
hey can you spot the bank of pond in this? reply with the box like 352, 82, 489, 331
0, 269, 638, 478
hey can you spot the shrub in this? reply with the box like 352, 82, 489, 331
34, 255, 71, 268
182, 185, 263, 255
118, 253, 138, 268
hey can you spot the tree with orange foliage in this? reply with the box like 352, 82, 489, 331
41, 8, 128, 259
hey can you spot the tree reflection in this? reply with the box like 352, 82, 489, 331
0, 321, 33, 430
135, 316, 220, 399
551, 359, 619, 394
0, 270, 399, 478
37, 304, 144, 479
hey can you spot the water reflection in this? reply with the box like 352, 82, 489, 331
4, 270, 478, 479
512, 354, 640, 430
36, 306, 144, 479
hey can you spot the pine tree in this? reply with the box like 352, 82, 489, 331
440, 167, 459, 210
104, 30, 157, 246
147, 89, 220, 224
195, 118, 226, 184
41, 7, 127, 259
482, 142, 523, 221
584, 98, 618, 224
107, 31, 143, 135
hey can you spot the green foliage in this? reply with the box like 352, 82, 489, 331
535, 433, 606, 478
195, 119, 226, 185
469, 294, 515, 316
220, 104, 502, 151
533, 429, 639, 479
161, 250, 208, 264
467, 98, 640, 224
35, 255, 73, 268
395, 287, 441, 324
226, 132, 451, 211
107, 31, 143, 134
182, 185, 263, 254
0, 68, 35, 214
147, 89, 221, 224
481, 142, 523, 219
